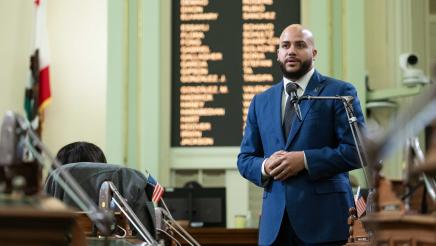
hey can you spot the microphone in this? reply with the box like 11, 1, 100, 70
286, 83, 302, 121
0, 112, 19, 166
286, 82, 298, 96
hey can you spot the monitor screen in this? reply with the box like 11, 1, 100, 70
163, 188, 191, 220
164, 187, 226, 227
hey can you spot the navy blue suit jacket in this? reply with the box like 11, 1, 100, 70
237, 71, 365, 245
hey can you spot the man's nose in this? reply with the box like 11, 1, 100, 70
287, 44, 296, 54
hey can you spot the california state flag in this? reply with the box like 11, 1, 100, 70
34, 0, 51, 112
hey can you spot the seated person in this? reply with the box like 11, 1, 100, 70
54, 141, 107, 167
46, 142, 157, 237
45, 162, 156, 238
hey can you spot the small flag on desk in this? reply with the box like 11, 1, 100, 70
152, 183, 165, 204
354, 186, 366, 218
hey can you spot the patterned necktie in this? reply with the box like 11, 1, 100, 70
283, 83, 299, 140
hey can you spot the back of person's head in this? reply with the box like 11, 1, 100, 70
184, 181, 202, 189
55, 141, 107, 166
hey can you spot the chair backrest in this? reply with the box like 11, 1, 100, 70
44, 162, 155, 237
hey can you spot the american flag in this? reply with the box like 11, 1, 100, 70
355, 187, 366, 218
152, 183, 165, 204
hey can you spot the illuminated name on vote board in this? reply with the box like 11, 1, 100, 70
171, 0, 300, 147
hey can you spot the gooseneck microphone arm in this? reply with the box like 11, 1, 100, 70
105, 181, 158, 245
4, 112, 114, 236
296, 95, 371, 189
156, 198, 200, 246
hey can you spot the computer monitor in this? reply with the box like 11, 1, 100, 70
164, 187, 226, 227
164, 188, 191, 220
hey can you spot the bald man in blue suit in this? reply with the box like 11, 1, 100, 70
237, 24, 365, 245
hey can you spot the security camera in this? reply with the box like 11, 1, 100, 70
399, 53, 429, 86
399, 53, 418, 69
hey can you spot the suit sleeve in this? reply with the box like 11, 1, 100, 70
304, 83, 366, 180
237, 95, 268, 187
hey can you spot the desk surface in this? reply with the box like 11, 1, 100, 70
178, 227, 258, 246
87, 237, 147, 246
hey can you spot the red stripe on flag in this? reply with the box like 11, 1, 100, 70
38, 66, 51, 112
155, 188, 164, 202
152, 184, 164, 203
35, 0, 40, 6
153, 185, 163, 200
152, 187, 162, 203
356, 197, 366, 218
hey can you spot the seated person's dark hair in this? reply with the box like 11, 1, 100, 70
184, 181, 202, 189
54, 141, 107, 167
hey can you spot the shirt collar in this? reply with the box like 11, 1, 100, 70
282, 67, 315, 96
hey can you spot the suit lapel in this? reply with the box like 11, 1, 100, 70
271, 81, 286, 147
285, 71, 326, 149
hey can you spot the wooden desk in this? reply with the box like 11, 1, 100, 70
175, 227, 258, 246
0, 195, 86, 246
87, 237, 146, 246
0, 195, 150, 245
390, 180, 436, 213
363, 213, 436, 245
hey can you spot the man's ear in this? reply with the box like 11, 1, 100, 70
312, 48, 318, 60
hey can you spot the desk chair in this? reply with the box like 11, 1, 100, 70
44, 162, 156, 238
